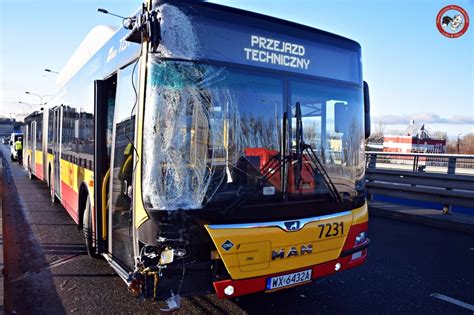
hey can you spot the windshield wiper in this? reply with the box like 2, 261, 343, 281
295, 102, 343, 204
301, 143, 343, 203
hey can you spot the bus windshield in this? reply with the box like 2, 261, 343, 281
142, 57, 364, 211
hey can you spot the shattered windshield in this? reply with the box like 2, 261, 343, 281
142, 58, 364, 211
142, 58, 283, 210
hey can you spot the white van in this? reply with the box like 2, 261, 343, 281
9, 132, 23, 161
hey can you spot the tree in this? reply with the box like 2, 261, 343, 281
446, 133, 474, 154
366, 120, 385, 146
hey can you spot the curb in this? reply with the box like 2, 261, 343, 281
369, 203, 474, 235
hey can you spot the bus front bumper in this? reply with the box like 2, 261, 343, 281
213, 240, 369, 299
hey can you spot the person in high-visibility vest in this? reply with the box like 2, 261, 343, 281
15, 137, 23, 163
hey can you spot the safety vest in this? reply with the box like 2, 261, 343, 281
15, 141, 22, 151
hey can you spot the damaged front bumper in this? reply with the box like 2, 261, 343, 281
213, 240, 369, 299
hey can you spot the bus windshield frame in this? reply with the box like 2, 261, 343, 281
141, 57, 365, 212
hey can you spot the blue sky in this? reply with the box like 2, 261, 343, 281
1, 0, 473, 136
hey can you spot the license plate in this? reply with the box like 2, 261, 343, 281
266, 269, 312, 290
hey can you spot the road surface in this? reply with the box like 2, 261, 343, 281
2, 145, 473, 314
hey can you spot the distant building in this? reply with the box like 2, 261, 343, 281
383, 121, 446, 153
0, 117, 23, 137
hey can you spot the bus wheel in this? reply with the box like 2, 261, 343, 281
84, 196, 101, 259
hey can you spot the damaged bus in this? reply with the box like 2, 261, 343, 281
32, 0, 371, 308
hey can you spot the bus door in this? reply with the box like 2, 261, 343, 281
31, 120, 37, 169
108, 63, 138, 270
25, 125, 29, 156
52, 107, 63, 199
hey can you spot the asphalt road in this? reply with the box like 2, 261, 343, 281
2, 145, 474, 314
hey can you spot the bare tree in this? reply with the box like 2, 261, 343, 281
373, 120, 386, 137
446, 133, 474, 154
366, 120, 385, 145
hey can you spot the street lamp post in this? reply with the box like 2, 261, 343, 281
18, 101, 33, 112
44, 68, 59, 74
25, 91, 51, 108
457, 133, 463, 154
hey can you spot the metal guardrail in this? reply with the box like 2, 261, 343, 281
365, 152, 474, 210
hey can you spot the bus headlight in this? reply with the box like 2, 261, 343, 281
355, 232, 367, 245
224, 285, 234, 296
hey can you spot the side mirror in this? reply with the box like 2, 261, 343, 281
364, 81, 371, 139
9, 141, 12, 145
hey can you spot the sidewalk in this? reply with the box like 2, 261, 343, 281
369, 200, 474, 234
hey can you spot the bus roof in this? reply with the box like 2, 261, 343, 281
56, 25, 118, 87
152, 0, 362, 84
53, 0, 362, 94
157, 0, 361, 49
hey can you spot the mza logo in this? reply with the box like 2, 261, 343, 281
284, 220, 301, 231
436, 5, 469, 38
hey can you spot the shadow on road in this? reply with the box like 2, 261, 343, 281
2, 154, 66, 313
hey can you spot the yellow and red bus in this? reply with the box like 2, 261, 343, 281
23, 0, 371, 308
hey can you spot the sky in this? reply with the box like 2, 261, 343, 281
1, 0, 473, 137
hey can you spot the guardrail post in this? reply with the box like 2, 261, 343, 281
442, 157, 457, 214
365, 153, 377, 202
447, 157, 456, 175
368, 153, 377, 169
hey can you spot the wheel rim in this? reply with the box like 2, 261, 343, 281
50, 184, 55, 202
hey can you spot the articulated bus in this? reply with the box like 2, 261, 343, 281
23, 0, 371, 306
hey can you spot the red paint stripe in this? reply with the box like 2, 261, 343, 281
35, 162, 44, 181
61, 182, 79, 224
213, 253, 367, 299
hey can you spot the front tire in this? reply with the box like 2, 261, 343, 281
84, 196, 101, 259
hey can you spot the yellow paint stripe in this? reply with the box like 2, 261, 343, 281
133, 42, 150, 229
102, 169, 110, 240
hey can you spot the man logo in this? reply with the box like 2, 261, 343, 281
271, 244, 313, 260
284, 220, 300, 231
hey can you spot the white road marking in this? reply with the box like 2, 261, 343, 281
430, 293, 474, 311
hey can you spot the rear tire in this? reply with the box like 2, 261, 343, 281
84, 196, 101, 259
